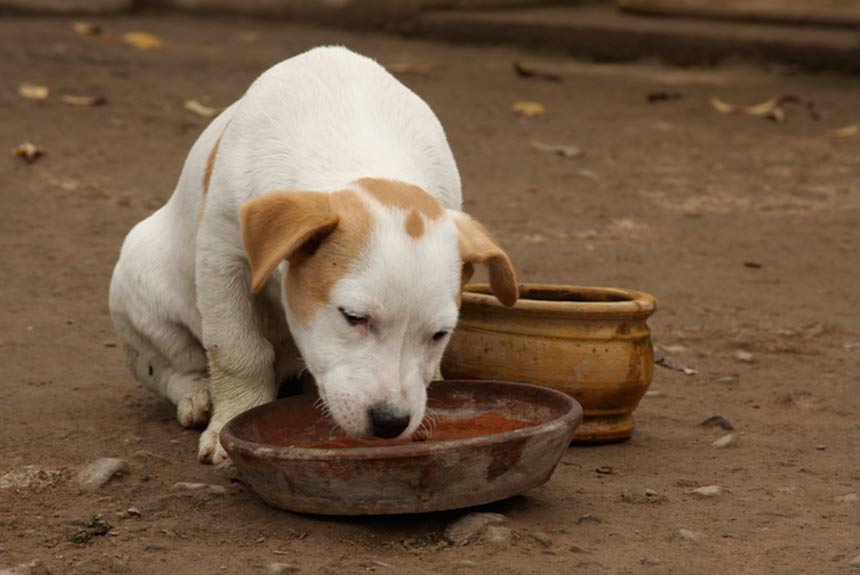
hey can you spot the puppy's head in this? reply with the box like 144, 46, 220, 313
240, 179, 517, 438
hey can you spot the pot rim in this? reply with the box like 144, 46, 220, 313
463, 283, 657, 317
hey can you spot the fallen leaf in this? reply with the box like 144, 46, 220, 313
530, 140, 582, 158
73, 21, 102, 36
512, 101, 545, 118
709, 96, 784, 122
18, 83, 49, 100
385, 63, 435, 75
61, 94, 107, 107
513, 61, 561, 82
647, 91, 681, 103
184, 99, 220, 118
655, 356, 697, 375
11, 142, 45, 163
122, 32, 162, 50
832, 124, 860, 138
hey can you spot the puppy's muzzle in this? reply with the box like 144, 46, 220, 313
369, 403, 410, 438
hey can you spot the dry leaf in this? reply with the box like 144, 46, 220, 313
530, 140, 582, 158
61, 94, 107, 107
513, 61, 561, 82
832, 124, 860, 138
709, 96, 784, 122
122, 32, 162, 50
73, 21, 102, 36
19, 83, 49, 100
385, 63, 435, 75
11, 142, 45, 163
513, 101, 545, 118
184, 99, 220, 118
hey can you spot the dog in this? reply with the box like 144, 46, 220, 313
109, 46, 518, 464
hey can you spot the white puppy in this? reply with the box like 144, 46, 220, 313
109, 46, 518, 464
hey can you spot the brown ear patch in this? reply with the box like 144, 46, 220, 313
358, 177, 444, 220
284, 190, 374, 325
455, 215, 519, 307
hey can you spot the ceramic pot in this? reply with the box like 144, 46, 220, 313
442, 284, 657, 443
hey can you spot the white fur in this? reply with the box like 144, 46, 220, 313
109, 46, 463, 463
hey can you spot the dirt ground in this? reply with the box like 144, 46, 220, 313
1, 14, 859, 575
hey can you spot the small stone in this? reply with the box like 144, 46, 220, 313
712, 433, 736, 448
444, 512, 507, 545
699, 415, 733, 430
815, 444, 826, 451
644, 390, 664, 398
734, 350, 755, 363
713, 374, 739, 384
266, 563, 299, 575
850, 554, 860, 568
103, 340, 118, 348
645, 488, 659, 497
577, 513, 601, 524
690, 485, 722, 498
76, 458, 130, 491
674, 528, 705, 542
529, 531, 552, 547
482, 525, 512, 546
170, 482, 227, 495
569, 545, 591, 553
835, 494, 858, 504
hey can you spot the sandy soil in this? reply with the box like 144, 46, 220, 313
1, 15, 859, 575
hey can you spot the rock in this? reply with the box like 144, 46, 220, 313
835, 494, 858, 504
444, 512, 507, 545
529, 531, 552, 547
569, 545, 592, 553
699, 415, 733, 430
674, 528, 705, 542
76, 458, 129, 491
0, 465, 67, 492
712, 433, 736, 448
734, 350, 755, 363
644, 488, 659, 497
850, 554, 860, 568
170, 482, 227, 495
266, 563, 299, 575
690, 485, 722, 498
483, 525, 512, 546
577, 513, 601, 524
0, 560, 51, 575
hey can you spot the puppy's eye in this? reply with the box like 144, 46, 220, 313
432, 331, 448, 342
338, 307, 368, 328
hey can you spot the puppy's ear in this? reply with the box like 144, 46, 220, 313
453, 212, 519, 306
240, 191, 339, 293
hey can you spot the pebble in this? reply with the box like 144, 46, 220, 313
266, 563, 299, 575
569, 545, 591, 554
529, 531, 552, 548
713, 374, 740, 384
76, 458, 130, 491
712, 433, 736, 448
0, 560, 50, 575
699, 415, 733, 430
835, 494, 858, 504
444, 512, 507, 545
849, 554, 860, 568
690, 485, 722, 498
734, 350, 755, 363
483, 525, 512, 546
170, 482, 227, 495
577, 513, 601, 524
674, 528, 705, 542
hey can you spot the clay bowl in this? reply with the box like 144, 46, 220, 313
442, 284, 657, 443
220, 380, 582, 515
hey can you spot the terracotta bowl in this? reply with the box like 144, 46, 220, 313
441, 284, 657, 443
220, 380, 582, 515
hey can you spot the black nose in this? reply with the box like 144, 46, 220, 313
369, 404, 410, 438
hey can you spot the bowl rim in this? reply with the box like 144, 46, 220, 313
463, 283, 657, 317
220, 380, 583, 462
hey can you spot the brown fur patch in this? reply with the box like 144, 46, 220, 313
404, 209, 424, 238
358, 177, 444, 220
284, 190, 373, 325
455, 216, 519, 307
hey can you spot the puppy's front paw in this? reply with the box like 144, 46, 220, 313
198, 424, 229, 465
177, 382, 211, 428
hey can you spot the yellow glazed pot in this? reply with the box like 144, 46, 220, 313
442, 284, 657, 443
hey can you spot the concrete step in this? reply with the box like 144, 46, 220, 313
415, 3, 860, 73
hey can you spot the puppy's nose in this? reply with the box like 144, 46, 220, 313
369, 404, 410, 438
